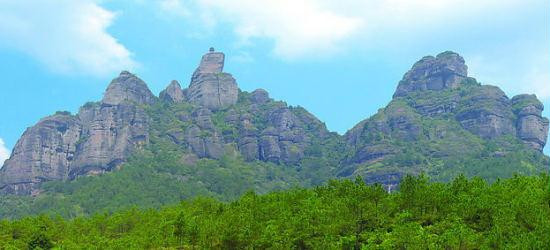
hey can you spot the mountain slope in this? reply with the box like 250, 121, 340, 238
341, 52, 548, 186
0, 49, 547, 215
0, 48, 343, 196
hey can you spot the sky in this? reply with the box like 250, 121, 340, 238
0, 0, 548, 164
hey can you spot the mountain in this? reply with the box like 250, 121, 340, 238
0, 49, 547, 204
341, 51, 549, 187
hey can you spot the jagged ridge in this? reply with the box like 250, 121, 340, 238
0, 49, 548, 196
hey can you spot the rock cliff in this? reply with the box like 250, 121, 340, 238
159, 80, 185, 103
342, 51, 548, 187
0, 49, 547, 195
511, 94, 549, 151
393, 51, 467, 97
0, 114, 80, 195
186, 48, 239, 110
0, 72, 153, 194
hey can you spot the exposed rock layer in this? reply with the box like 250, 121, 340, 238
186, 49, 238, 110
394, 51, 467, 97
343, 51, 549, 187
0, 72, 153, 195
159, 80, 185, 103
1, 49, 548, 195
512, 94, 549, 151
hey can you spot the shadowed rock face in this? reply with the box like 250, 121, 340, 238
186, 49, 238, 110
250, 89, 270, 104
160, 80, 185, 103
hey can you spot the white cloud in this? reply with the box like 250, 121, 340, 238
158, 0, 532, 59
159, 0, 362, 59
156, 0, 547, 101
203, 0, 362, 59
0, 138, 10, 167
0, 0, 136, 76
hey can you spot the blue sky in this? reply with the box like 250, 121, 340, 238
0, 0, 549, 163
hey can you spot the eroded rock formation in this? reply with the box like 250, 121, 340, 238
512, 94, 549, 151
1, 49, 547, 195
393, 51, 467, 97
160, 80, 185, 103
186, 48, 238, 110
0, 72, 153, 195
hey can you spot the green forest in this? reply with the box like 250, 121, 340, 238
2, 174, 549, 249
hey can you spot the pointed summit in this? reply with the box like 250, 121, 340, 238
102, 71, 156, 105
160, 80, 185, 103
187, 48, 238, 110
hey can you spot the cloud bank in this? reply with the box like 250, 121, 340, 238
0, 0, 136, 76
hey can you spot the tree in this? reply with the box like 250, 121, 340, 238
173, 211, 186, 248
28, 231, 53, 250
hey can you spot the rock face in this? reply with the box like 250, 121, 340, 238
0, 114, 81, 195
1, 49, 548, 195
455, 85, 516, 139
165, 89, 334, 165
250, 89, 270, 104
70, 103, 149, 177
394, 51, 467, 97
0, 72, 153, 195
102, 71, 156, 105
512, 94, 549, 151
186, 49, 238, 110
186, 73, 238, 110
193, 47, 225, 74
342, 51, 549, 187
160, 80, 185, 103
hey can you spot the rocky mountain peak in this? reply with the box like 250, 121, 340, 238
193, 47, 225, 76
102, 71, 156, 105
160, 80, 185, 103
393, 51, 468, 97
186, 48, 239, 110
250, 89, 270, 104
1, 49, 548, 197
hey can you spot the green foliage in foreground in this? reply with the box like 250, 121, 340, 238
1, 175, 549, 249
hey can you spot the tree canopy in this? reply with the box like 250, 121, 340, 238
1, 174, 549, 249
